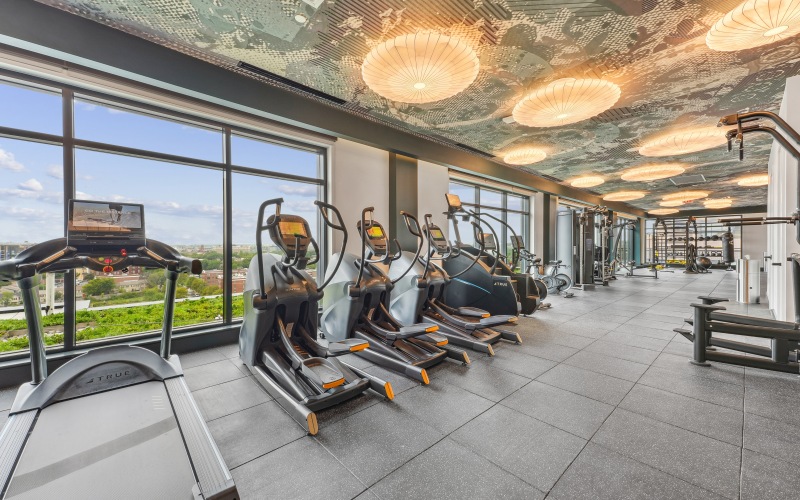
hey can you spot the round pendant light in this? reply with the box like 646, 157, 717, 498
737, 173, 769, 186
650, 208, 679, 215
512, 78, 621, 128
621, 163, 686, 182
639, 128, 728, 157
704, 198, 734, 209
707, 0, 800, 52
503, 147, 547, 166
659, 199, 686, 207
602, 191, 647, 201
569, 176, 605, 188
361, 32, 480, 104
662, 190, 710, 202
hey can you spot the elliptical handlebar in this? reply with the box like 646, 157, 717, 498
255, 198, 284, 298
442, 198, 484, 279
314, 200, 348, 292
391, 211, 425, 284
467, 210, 500, 275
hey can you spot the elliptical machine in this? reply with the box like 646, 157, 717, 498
389, 213, 521, 356
320, 207, 456, 384
441, 194, 527, 317
239, 198, 393, 436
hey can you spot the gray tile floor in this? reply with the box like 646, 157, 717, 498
2, 270, 800, 499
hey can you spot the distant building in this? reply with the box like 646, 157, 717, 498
201, 269, 247, 294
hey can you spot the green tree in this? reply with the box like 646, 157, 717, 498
84, 273, 95, 281
1, 291, 13, 306
176, 287, 188, 299
82, 278, 116, 297
54, 291, 64, 301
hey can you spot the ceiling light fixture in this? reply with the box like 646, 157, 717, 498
639, 127, 728, 157
650, 208, 679, 215
294, 13, 308, 23
662, 190, 710, 202
707, 0, 800, 52
621, 163, 686, 182
737, 173, 769, 186
602, 191, 647, 201
569, 175, 605, 188
361, 32, 480, 104
704, 198, 734, 209
659, 199, 686, 207
503, 147, 547, 166
512, 78, 621, 128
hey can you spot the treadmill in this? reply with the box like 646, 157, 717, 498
0, 200, 238, 499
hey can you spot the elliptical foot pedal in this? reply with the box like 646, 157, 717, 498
301, 358, 345, 389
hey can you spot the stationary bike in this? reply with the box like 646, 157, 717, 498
512, 235, 574, 298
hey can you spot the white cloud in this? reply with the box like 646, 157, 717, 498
0, 188, 61, 203
0, 148, 24, 171
18, 178, 43, 192
284, 199, 317, 213
47, 165, 63, 179
278, 184, 317, 197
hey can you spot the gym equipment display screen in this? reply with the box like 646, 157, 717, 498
429, 228, 445, 241
366, 226, 385, 240
481, 233, 496, 249
279, 221, 308, 238
446, 194, 462, 209
68, 200, 146, 251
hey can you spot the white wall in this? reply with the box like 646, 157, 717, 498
741, 212, 768, 262
767, 75, 800, 321
329, 139, 389, 255
417, 160, 450, 238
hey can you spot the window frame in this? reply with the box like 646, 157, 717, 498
0, 69, 328, 361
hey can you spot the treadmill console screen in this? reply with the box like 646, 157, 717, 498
67, 200, 146, 252
428, 228, 446, 241
366, 225, 385, 240
279, 221, 308, 238
446, 194, 462, 210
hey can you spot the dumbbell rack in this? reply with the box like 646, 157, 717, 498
652, 216, 742, 268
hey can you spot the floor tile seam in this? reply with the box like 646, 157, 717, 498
585, 440, 741, 500
494, 399, 593, 443
346, 401, 504, 492
634, 377, 744, 411
531, 374, 625, 408
542, 358, 645, 498
566, 346, 653, 371
536, 358, 645, 395
203, 400, 271, 424
594, 334, 670, 354
310, 433, 384, 497
228, 433, 307, 471
642, 362, 747, 390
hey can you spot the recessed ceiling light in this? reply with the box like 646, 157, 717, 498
737, 173, 769, 186
706, 0, 800, 52
662, 190, 709, 202
361, 32, 480, 104
602, 191, 647, 201
639, 127, 729, 157
650, 208, 679, 215
294, 13, 308, 23
621, 163, 686, 182
569, 175, 605, 188
512, 78, 621, 128
659, 199, 686, 207
503, 147, 547, 165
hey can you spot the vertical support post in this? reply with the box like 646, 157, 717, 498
62, 88, 76, 351
20, 277, 47, 384
388, 153, 418, 250
690, 305, 710, 366
161, 269, 179, 360
223, 128, 233, 324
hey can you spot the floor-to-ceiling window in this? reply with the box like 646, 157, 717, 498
0, 71, 326, 356
447, 179, 530, 262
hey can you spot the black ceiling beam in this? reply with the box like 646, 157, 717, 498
0, 0, 646, 214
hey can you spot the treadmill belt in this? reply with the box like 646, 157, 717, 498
6, 381, 197, 500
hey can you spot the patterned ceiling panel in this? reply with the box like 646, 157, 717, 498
37, 0, 798, 210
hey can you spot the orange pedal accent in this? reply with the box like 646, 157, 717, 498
425, 325, 439, 333
322, 378, 345, 389
349, 343, 368, 352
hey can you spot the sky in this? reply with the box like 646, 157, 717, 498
0, 80, 321, 245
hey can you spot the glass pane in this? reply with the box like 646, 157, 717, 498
0, 138, 65, 353
0, 80, 62, 135
74, 149, 223, 342
231, 174, 321, 318
479, 209, 505, 255
480, 189, 502, 208
448, 181, 474, 205
449, 218, 474, 248
231, 134, 319, 179
74, 98, 223, 161
506, 212, 523, 262
507, 194, 525, 212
